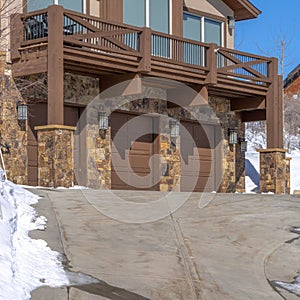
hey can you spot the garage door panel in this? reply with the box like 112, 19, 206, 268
111, 112, 157, 191
181, 121, 216, 192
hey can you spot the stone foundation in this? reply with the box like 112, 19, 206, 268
258, 148, 289, 194
35, 125, 75, 187
0, 55, 27, 184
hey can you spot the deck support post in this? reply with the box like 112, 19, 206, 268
258, 58, 289, 194
47, 5, 64, 125
205, 43, 218, 85
138, 27, 151, 73
266, 58, 283, 149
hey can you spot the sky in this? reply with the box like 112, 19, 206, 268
235, 0, 299, 79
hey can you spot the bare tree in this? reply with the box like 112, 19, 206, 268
256, 27, 295, 78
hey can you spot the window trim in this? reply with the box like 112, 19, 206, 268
183, 11, 224, 47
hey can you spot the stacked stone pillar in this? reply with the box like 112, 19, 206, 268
35, 125, 75, 187
258, 149, 290, 194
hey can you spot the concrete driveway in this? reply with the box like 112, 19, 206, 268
30, 190, 300, 299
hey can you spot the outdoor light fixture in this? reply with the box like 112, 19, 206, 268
169, 120, 180, 139
239, 138, 248, 152
98, 112, 108, 131
98, 112, 108, 138
17, 102, 28, 120
228, 129, 238, 145
228, 16, 235, 30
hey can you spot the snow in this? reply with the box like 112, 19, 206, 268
0, 174, 69, 300
290, 150, 300, 193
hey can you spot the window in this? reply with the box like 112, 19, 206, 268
27, 0, 83, 13
123, 0, 170, 34
27, 0, 53, 11
183, 12, 223, 46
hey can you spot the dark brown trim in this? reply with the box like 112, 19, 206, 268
230, 97, 266, 111
241, 110, 266, 122
86, 0, 90, 15
47, 5, 64, 125
107, 0, 122, 22
172, 0, 183, 36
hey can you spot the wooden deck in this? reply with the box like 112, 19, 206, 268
10, 6, 283, 148
11, 6, 275, 99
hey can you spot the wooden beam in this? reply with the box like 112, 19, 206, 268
47, 5, 64, 125
241, 110, 266, 122
205, 43, 218, 85
230, 97, 266, 111
172, 0, 183, 36
266, 58, 283, 148
138, 27, 151, 73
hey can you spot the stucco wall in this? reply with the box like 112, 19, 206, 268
90, 0, 100, 17
0, 0, 23, 60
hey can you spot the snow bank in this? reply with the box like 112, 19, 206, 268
0, 176, 68, 300
290, 150, 300, 193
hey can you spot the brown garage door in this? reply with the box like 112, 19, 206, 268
181, 121, 216, 192
111, 112, 159, 191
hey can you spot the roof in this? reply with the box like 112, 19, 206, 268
284, 64, 300, 88
284, 64, 300, 92
223, 0, 261, 21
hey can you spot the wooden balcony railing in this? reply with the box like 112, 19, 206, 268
11, 6, 276, 93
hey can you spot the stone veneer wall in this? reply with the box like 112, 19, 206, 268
35, 125, 75, 188
258, 149, 288, 194
209, 97, 245, 193
0, 54, 27, 184
79, 85, 245, 192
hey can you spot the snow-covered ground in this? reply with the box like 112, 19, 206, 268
0, 175, 69, 300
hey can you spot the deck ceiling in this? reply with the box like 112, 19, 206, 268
223, 0, 261, 20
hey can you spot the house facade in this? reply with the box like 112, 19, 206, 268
0, 0, 289, 193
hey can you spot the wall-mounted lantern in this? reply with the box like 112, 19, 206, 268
227, 16, 235, 30
169, 120, 180, 139
228, 129, 238, 145
17, 102, 28, 120
98, 112, 108, 131
98, 112, 108, 138
239, 138, 248, 152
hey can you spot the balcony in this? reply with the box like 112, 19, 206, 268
11, 5, 277, 99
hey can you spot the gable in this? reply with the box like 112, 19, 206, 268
222, 0, 261, 20
183, 0, 260, 21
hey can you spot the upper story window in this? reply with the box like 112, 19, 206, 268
123, 0, 170, 34
27, 0, 83, 13
183, 12, 223, 46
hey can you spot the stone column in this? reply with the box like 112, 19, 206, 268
257, 148, 288, 194
35, 125, 75, 188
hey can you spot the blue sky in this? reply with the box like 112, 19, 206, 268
235, 0, 299, 78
